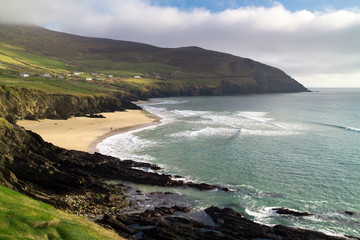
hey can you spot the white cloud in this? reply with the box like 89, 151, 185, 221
1, 0, 360, 87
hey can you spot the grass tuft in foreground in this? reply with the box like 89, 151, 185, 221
0, 186, 123, 240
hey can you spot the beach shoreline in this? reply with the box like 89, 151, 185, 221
17, 109, 160, 153
88, 111, 161, 153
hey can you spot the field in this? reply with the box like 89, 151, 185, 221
0, 45, 227, 97
0, 186, 122, 240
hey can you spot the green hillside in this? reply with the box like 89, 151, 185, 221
0, 24, 308, 97
0, 186, 122, 240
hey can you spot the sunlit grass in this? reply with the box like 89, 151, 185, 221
0, 186, 123, 240
0, 47, 72, 73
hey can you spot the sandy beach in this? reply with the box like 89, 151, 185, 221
17, 110, 159, 153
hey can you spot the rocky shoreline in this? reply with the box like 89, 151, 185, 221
0, 120, 354, 239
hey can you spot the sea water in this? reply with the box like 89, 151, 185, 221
98, 88, 360, 238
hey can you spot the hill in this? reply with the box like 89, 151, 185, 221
0, 24, 308, 97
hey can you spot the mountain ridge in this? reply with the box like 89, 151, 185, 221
0, 24, 308, 96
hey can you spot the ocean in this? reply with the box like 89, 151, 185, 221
98, 88, 360, 238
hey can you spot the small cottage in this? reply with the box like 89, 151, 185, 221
20, 73, 29, 77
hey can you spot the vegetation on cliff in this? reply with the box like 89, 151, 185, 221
0, 24, 308, 99
0, 85, 140, 122
0, 186, 122, 240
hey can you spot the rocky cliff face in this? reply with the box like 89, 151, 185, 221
0, 86, 140, 123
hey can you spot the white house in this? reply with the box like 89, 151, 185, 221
43, 73, 51, 78
20, 73, 29, 77
134, 75, 142, 79
85, 78, 93, 81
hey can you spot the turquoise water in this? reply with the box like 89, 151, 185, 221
98, 88, 360, 237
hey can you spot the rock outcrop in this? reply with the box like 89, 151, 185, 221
0, 85, 140, 123
97, 206, 346, 240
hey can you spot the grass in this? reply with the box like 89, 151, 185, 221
80, 60, 179, 76
0, 185, 123, 240
0, 118, 11, 130
0, 52, 29, 68
0, 77, 118, 96
0, 47, 74, 73
0, 41, 253, 98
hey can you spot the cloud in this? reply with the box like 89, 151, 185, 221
1, 0, 360, 87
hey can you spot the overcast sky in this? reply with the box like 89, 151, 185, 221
1, 0, 360, 87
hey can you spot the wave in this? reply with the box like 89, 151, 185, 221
97, 125, 158, 162
345, 127, 360, 132
170, 127, 241, 139
171, 109, 212, 118
237, 111, 280, 128
141, 99, 187, 106
241, 129, 299, 136
313, 122, 360, 133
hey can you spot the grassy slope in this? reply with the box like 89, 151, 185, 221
0, 45, 183, 96
0, 186, 122, 240
0, 24, 309, 97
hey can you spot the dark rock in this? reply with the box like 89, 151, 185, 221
0, 140, 10, 153
344, 211, 356, 216
86, 114, 105, 118
273, 207, 313, 217
172, 205, 191, 213
345, 235, 360, 240
96, 214, 138, 237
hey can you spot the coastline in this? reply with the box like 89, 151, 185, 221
88, 110, 161, 153
17, 109, 160, 153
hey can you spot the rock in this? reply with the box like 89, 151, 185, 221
344, 211, 356, 216
96, 214, 138, 237
86, 114, 105, 118
272, 207, 313, 217
0, 140, 10, 153
108, 194, 122, 203
0, 85, 129, 121
345, 235, 360, 240
172, 205, 191, 212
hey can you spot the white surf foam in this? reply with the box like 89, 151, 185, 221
97, 125, 158, 162
169, 127, 241, 139
345, 126, 360, 132
171, 109, 212, 118
241, 129, 299, 136
140, 99, 188, 106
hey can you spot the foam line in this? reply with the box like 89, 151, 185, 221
312, 122, 360, 133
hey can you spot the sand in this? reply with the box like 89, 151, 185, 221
17, 110, 159, 153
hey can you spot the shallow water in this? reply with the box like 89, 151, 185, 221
98, 88, 360, 238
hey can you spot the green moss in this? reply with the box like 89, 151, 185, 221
0, 118, 11, 130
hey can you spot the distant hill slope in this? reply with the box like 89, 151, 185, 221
0, 24, 308, 96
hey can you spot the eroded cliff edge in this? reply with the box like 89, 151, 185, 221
0, 85, 140, 123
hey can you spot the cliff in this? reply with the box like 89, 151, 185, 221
0, 85, 140, 122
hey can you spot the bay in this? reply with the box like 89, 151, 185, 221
98, 88, 360, 238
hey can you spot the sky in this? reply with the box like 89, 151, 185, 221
1, 0, 360, 88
